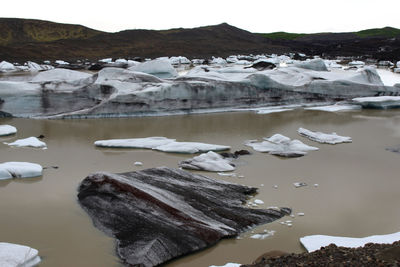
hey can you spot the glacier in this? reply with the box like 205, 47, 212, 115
0, 60, 399, 118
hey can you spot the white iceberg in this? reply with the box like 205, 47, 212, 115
27, 61, 54, 72
5, 137, 47, 149
352, 96, 400, 109
179, 151, 234, 172
128, 59, 178, 78
0, 162, 43, 180
31, 69, 91, 83
0, 242, 41, 267
55, 60, 69, 65
211, 57, 227, 65
254, 199, 264, 205
95, 137, 176, 149
0, 61, 16, 72
250, 230, 275, 240
169, 56, 191, 65
99, 58, 113, 63
297, 127, 352, 144
0, 125, 17, 136
300, 232, 400, 252
305, 104, 361, 112
294, 59, 328, 71
155, 141, 230, 154
348, 61, 365, 66
95, 137, 229, 154
246, 134, 318, 157
209, 263, 241, 267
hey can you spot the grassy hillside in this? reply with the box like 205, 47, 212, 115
356, 26, 400, 38
257, 31, 306, 40
0, 18, 101, 45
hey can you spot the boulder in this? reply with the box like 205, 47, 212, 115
78, 167, 289, 267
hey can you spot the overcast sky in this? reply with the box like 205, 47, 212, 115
1, 0, 399, 33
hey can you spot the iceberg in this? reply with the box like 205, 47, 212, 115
0, 61, 16, 72
300, 232, 400, 252
94, 137, 176, 149
0, 125, 17, 136
128, 59, 178, 78
0, 162, 43, 180
31, 68, 91, 82
27, 61, 54, 72
246, 134, 318, 157
294, 59, 328, 71
0, 58, 399, 118
169, 56, 191, 65
0, 242, 41, 267
5, 137, 47, 149
209, 264, 241, 267
297, 127, 352, 144
179, 151, 235, 172
55, 60, 69, 65
352, 96, 400, 109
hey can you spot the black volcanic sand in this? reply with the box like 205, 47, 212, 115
244, 241, 400, 267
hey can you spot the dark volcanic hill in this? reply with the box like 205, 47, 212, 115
0, 18, 399, 62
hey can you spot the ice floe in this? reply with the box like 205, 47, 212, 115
293, 182, 307, 188
55, 60, 69, 65
95, 137, 229, 154
0, 242, 41, 267
297, 127, 352, 144
155, 141, 230, 154
250, 230, 275, 240
305, 104, 361, 112
300, 232, 400, 252
209, 263, 241, 267
179, 151, 235, 172
128, 59, 178, 78
5, 137, 47, 149
95, 137, 176, 149
352, 96, 400, 109
245, 134, 318, 157
0, 162, 43, 180
0, 125, 17, 136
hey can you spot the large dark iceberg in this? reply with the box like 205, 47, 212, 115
78, 167, 289, 266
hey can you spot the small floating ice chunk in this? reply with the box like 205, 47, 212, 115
314, 183, 319, 187
218, 172, 237, 177
294, 182, 307, 188
134, 162, 143, 166
0, 242, 41, 267
5, 137, 47, 149
300, 232, 400, 252
0, 162, 43, 180
256, 108, 294, 114
297, 127, 352, 144
209, 263, 241, 267
297, 212, 305, 216
273, 185, 278, 189
250, 230, 275, 240
245, 134, 318, 158
155, 141, 230, 154
254, 199, 264, 205
95, 137, 176, 149
179, 151, 234, 172
305, 104, 361, 112
0, 125, 17, 136
352, 96, 400, 109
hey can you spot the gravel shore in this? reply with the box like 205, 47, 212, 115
243, 241, 400, 266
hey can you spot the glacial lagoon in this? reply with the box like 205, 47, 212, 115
1, 109, 400, 266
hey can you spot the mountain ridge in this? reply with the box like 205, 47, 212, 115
1, 18, 399, 62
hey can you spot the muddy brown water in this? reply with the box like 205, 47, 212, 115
1, 109, 400, 267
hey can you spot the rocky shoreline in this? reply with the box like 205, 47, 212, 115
244, 241, 400, 267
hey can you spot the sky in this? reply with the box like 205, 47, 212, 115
1, 0, 399, 33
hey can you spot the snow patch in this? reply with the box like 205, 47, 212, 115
300, 232, 400, 252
